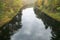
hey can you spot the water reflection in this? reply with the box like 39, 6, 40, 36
11, 8, 52, 40
34, 8, 60, 40
0, 10, 22, 40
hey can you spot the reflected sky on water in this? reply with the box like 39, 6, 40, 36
11, 7, 52, 40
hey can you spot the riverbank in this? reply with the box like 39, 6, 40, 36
34, 7, 60, 27
34, 0, 60, 22
40, 7, 60, 22
35, 6, 60, 22
0, 0, 23, 27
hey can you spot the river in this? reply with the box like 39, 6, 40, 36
0, 7, 60, 40
11, 7, 52, 40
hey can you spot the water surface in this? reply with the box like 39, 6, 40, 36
11, 7, 52, 40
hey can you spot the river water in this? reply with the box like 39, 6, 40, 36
0, 7, 60, 40
11, 7, 52, 40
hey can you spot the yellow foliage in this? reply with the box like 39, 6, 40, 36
0, 0, 23, 27
35, 0, 60, 21
44, 0, 48, 6
36, 0, 42, 7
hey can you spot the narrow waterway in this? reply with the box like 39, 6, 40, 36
11, 7, 52, 40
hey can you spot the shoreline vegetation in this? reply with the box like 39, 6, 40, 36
0, 0, 60, 27
35, 0, 60, 22
0, 0, 23, 27
0, 0, 36, 27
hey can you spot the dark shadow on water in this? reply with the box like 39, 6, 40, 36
34, 7, 60, 40
0, 10, 22, 40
